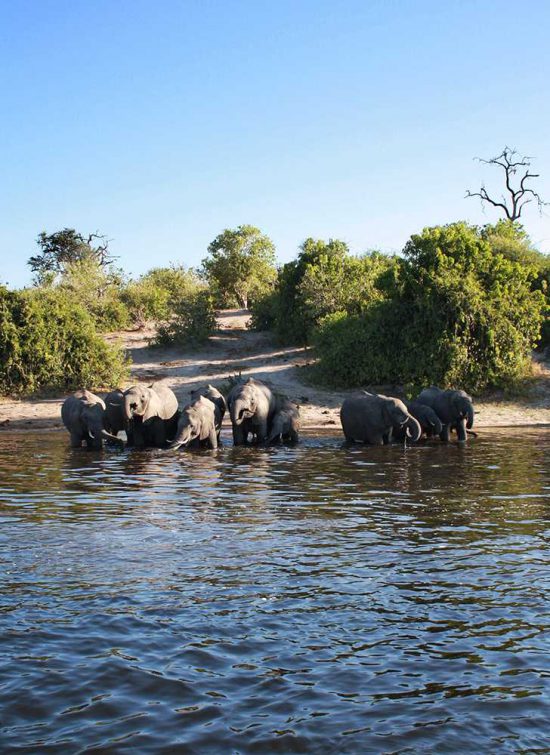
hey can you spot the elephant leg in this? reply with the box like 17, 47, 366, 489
70, 431, 82, 448
208, 428, 218, 449
256, 419, 268, 444
439, 424, 450, 442
132, 424, 146, 448
456, 418, 467, 442
233, 425, 245, 446
152, 419, 167, 447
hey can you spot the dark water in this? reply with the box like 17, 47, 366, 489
0, 431, 549, 754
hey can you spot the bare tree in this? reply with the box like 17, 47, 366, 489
466, 146, 548, 221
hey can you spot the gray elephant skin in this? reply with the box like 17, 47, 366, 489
267, 400, 300, 444
123, 383, 179, 447
340, 391, 422, 445
392, 399, 443, 441
103, 389, 135, 446
190, 384, 227, 423
171, 394, 222, 450
416, 386, 474, 442
227, 378, 278, 445
61, 390, 123, 450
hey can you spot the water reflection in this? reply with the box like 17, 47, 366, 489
0, 430, 549, 752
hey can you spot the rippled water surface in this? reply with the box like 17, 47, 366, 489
0, 430, 549, 753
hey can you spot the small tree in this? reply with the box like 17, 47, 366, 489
202, 225, 277, 309
466, 147, 548, 221
28, 228, 116, 285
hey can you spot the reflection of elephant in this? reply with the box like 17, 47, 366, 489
416, 386, 474, 442
61, 390, 123, 450
171, 395, 221, 450
190, 384, 227, 423
340, 391, 422, 445
393, 400, 443, 441
267, 401, 300, 444
123, 383, 179, 447
227, 378, 278, 445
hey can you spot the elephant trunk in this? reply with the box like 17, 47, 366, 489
466, 403, 474, 430
231, 399, 247, 426
123, 395, 135, 421
170, 426, 192, 450
405, 415, 422, 442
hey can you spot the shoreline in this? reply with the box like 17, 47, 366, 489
2, 310, 550, 434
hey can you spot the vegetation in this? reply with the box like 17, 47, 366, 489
154, 290, 216, 347
0, 286, 128, 396
28, 228, 115, 285
202, 225, 277, 309
314, 223, 544, 392
122, 265, 203, 327
250, 238, 398, 344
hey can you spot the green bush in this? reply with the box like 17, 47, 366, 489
121, 265, 203, 326
314, 223, 545, 392
153, 290, 217, 347
0, 287, 129, 396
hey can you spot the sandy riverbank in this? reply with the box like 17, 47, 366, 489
1, 310, 550, 432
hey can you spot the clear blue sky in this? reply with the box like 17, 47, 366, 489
1, 0, 549, 287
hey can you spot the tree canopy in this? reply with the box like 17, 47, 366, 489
201, 225, 277, 309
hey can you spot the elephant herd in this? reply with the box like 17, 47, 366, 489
61, 377, 475, 452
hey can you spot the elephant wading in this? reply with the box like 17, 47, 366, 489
227, 378, 278, 445
190, 384, 227, 423
340, 391, 422, 445
171, 395, 221, 450
123, 383, 179, 447
416, 386, 474, 442
104, 389, 134, 445
267, 401, 300, 444
61, 390, 124, 450
392, 400, 443, 442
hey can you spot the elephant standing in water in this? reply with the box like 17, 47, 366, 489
123, 383, 179, 447
103, 389, 134, 445
416, 386, 474, 442
171, 395, 222, 450
267, 400, 300, 444
340, 392, 422, 445
392, 400, 443, 442
190, 384, 227, 423
61, 390, 124, 450
227, 378, 278, 445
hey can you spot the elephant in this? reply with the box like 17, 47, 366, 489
416, 386, 474, 442
340, 391, 422, 445
227, 377, 279, 445
103, 389, 135, 445
122, 383, 179, 447
392, 399, 443, 442
190, 384, 227, 423
61, 390, 124, 450
267, 401, 300, 444
170, 395, 221, 450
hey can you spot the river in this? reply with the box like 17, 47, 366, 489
0, 430, 548, 753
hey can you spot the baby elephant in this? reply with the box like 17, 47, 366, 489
62, 390, 123, 450
267, 401, 300, 444
171, 395, 222, 450
190, 384, 227, 422
392, 400, 443, 441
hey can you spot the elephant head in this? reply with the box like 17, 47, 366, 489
123, 385, 160, 423
229, 385, 257, 426
452, 391, 474, 429
170, 401, 205, 450
383, 398, 422, 441
80, 394, 123, 449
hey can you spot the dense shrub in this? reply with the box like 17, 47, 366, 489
314, 223, 545, 392
153, 291, 217, 347
0, 287, 128, 396
251, 238, 398, 343
121, 265, 202, 326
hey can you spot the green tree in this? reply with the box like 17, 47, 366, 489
202, 225, 277, 309
122, 265, 203, 326
28, 228, 115, 285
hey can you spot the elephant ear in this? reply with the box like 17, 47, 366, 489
142, 388, 160, 422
